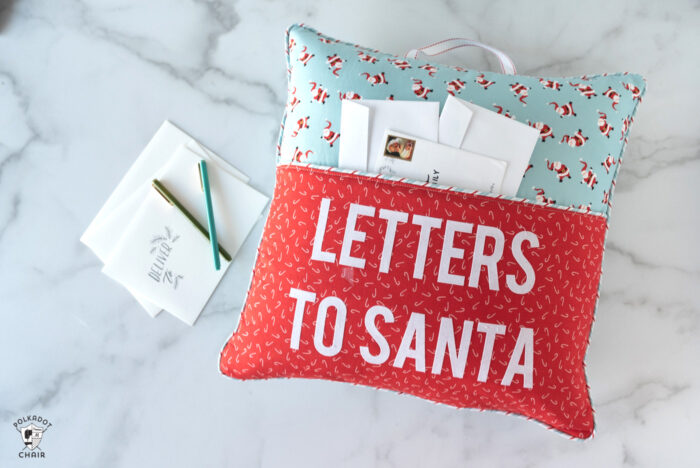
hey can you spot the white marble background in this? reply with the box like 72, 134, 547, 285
0, 0, 698, 466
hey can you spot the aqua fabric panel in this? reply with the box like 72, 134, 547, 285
279, 24, 645, 215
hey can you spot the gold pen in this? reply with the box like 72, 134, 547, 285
151, 178, 232, 262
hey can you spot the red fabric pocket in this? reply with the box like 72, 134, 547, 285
220, 164, 607, 439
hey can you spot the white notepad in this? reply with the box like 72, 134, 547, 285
102, 190, 229, 326
102, 146, 268, 325
81, 121, 261, 317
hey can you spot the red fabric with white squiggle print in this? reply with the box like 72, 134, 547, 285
220, 164, 607, 439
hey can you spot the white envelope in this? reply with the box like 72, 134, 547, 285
338, 99, 440, 171
102, 190, 230, 326
83, 120, 249, 241
438, 96, 539, 196
374, 130, 508, 193
81, 121, 251, 316
101, 146, 268, 324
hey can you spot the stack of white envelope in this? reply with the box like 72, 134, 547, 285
338, 95, 540, 196
81, 121, 269, 325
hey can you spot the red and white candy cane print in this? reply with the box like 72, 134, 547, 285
221, 165, 608, 439
620, 116, 630, 140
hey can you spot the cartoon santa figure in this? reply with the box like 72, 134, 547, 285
357, 51, 378, 63
475, 73, 495, 89
493, 105, 513, 119
321, 121, 340, 147
419, 64, 438, 76
623, 82, 642, 101
388, 58, 411, 70
446, 79, 466, 96
309, 82, 329, 104
287, 87, 300, 112
603, 87, 621, 110
292, 147, 313, 162
598, 111, 614, 138
533, 187, 555, 205
412, 79, 433, 99
339, 91, 362, 100
601, 154, 616, 173
579, 159, 598, 189
298, 46, 314, 66
528, 121, 554, 141
362, 72, 388, 86
539, 78, 561, 90
510, 82, 529, 105
545, 159, 571, 182
326, 54, 344, 77
569, 82, 597, 98
561, 129, 588, 147
549, 101, 576, 117
291, 116, 310, 137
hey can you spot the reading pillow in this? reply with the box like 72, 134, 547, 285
220, 24, 646, 439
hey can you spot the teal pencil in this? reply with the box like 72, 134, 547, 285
198, 160, 221, 270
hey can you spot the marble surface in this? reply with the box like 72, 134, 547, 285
0, 0, 698, 466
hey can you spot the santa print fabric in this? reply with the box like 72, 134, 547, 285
220, 164, 608, 438
278, 24, 646, 216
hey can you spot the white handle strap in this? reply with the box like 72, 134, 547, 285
406, 38, 517, 75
